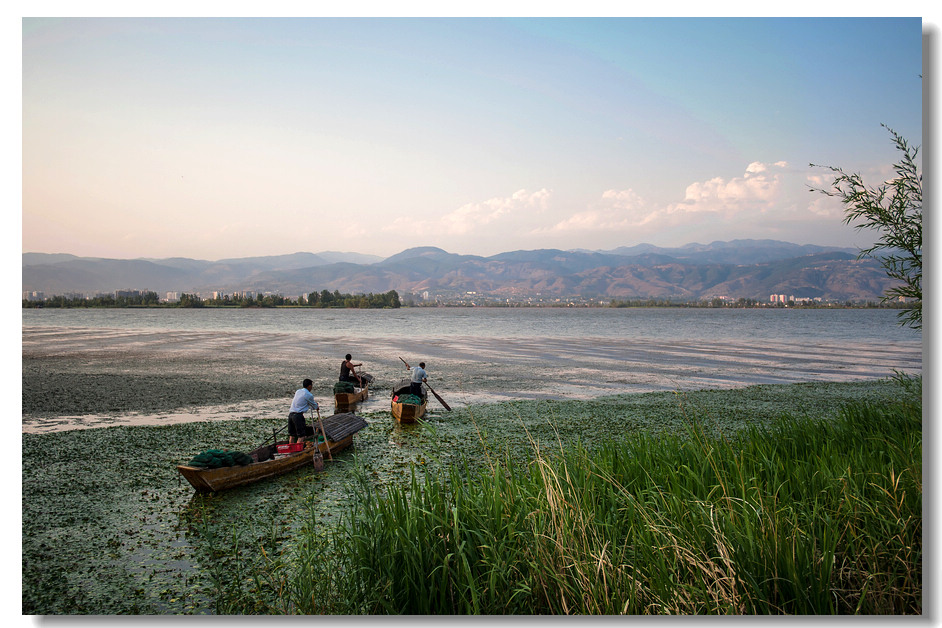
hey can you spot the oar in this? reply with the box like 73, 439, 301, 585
399, 356, 451, 411
313, 406, 332, 460
425, 382, 452, 411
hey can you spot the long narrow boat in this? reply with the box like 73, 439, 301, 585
334, 383, 369, 407
391, 379, 427, 424
176, 412, 368, 493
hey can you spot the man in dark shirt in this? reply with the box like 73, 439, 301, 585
339, 354, 363, 388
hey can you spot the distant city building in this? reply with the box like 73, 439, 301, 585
771, 294, 821, 305
23, 291, 44, 301
115, 289, 149, 299
165, 292, 180, 302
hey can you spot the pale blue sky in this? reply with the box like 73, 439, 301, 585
21, 16, 925, 259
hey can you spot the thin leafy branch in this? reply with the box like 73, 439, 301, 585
810, 124, 922, 328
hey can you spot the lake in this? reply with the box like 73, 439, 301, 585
20, 304, 923, 342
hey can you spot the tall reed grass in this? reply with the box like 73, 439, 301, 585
247, 381, 921, 614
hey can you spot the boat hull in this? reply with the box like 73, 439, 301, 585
392, 399, 427, 423
177, 435, 352, 493
335, 384, 368, 407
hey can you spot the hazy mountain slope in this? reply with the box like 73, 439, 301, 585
22, 259, 191, 294
22, 241, 894, 301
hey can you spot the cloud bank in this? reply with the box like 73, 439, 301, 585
382, 160, 851, 254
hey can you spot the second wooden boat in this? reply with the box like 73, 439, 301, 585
334, 383, 369, 407
391, 379, 427, 424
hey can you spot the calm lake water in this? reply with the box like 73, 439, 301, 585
20, 305, 923, 343
22, 307, 922, 431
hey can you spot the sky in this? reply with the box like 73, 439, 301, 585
20, 15, 927, 261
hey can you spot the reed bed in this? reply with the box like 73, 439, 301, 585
260, 380, 921, 615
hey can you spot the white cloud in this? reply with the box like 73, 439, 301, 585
383, 188, 552, 237
804, 172, 846, 219
544, 188, 657, 233
672, 161, 786, 216
378, 162, 846, 253
805, 173, 832, 188
601, 188, 645, 207
544, 161, 793, 238
806, 196, 845, 218
533, 159, 871, 250
441, 188, 550, 235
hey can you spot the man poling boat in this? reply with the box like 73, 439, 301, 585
397, 357, 451, 416
391, 377, 428, 423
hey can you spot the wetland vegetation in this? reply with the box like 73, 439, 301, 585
22, 377, 921, 615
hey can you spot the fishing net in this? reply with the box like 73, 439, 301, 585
334, 381, 356, 394
187, 449, 254, 468
396, 393, 424, 406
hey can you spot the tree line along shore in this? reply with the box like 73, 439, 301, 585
21, 291, 912, 310
21, 289, 402, 309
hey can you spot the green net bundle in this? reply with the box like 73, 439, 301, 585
396, 393, 424, 406
334, 381, 356, 394
187, 449, 254, 469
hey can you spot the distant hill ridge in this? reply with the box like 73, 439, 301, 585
23, 240, 895, 302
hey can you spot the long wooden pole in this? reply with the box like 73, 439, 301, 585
425, 382, 452, 411
314, 407, 332, 460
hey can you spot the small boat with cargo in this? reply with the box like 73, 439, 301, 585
334, 381, 369, 407
391, 379, 427, 424
176, 412, 368, 493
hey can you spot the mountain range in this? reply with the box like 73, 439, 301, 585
22, 239, 897, 302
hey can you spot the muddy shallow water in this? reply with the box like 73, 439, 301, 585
22, 318, 921, 434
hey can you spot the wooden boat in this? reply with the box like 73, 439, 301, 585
334, 382, 368, 407
334, 373, 373, 408
391, 379, 427, 424
176, 412, 368, 493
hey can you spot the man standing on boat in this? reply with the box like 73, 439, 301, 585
406, 361, 428, 397
340, 354, 364, 388
288, 378, 320, 444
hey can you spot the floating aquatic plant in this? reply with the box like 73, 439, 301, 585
22, 379, 917, 614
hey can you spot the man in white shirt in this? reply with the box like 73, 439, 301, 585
288, 378, 320, 443
409, 362, 427, 397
